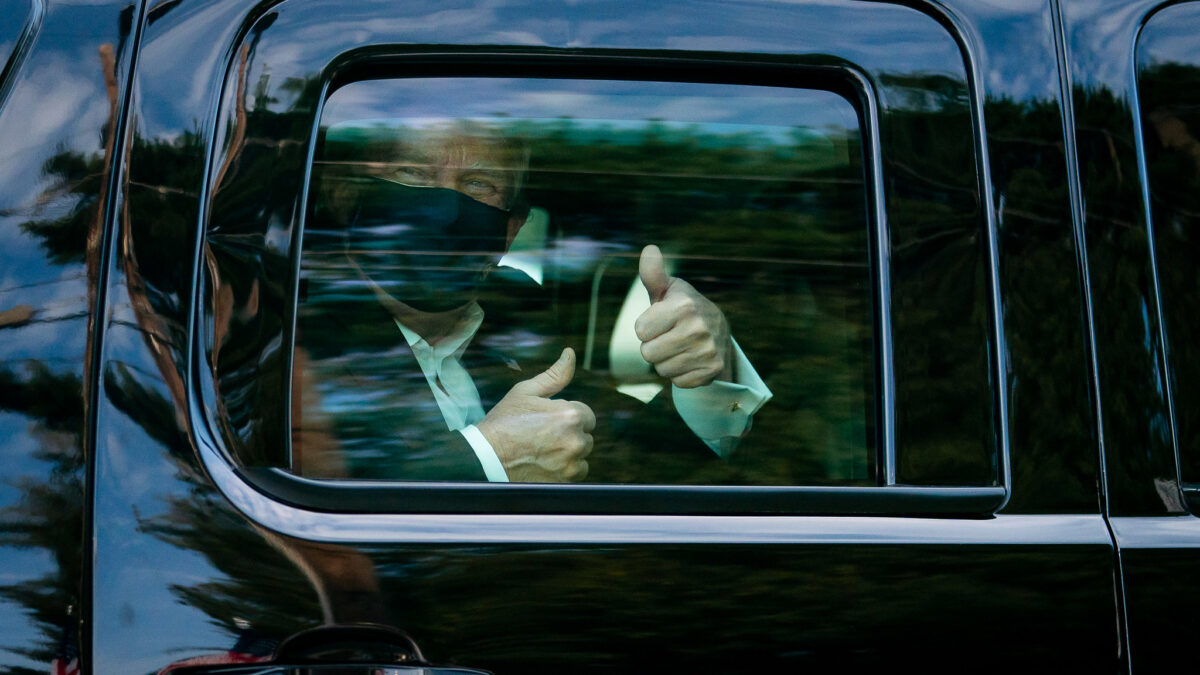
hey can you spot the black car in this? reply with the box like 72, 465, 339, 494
3, 0, 1199, 672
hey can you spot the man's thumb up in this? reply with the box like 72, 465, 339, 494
639, 244, 672, 303
512, 347, 576, 398
479, 346, 594, 483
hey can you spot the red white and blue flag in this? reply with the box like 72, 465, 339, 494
49, 617, 79, 675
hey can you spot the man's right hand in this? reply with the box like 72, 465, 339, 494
476, 347, 595, 483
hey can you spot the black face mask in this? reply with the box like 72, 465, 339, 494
343, 179, 512, 312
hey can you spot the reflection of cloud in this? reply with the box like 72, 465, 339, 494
1062, 0, 1146, 92
1138, 4, 1200, 70
0, 54, 108, 208
323, 78, 858, 132
138, 0, 244, 138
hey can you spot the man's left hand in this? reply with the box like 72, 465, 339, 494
634, 245, 733, 388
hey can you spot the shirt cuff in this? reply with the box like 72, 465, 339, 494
672, 337, 773, 458
459, 425, 509, 482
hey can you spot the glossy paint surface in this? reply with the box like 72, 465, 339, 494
1059, 0, 1185, 518
972, 0, 1102, 515
77, 1, 1125, 674
0, 0, 1178, 671
1066, 0, 1200, 670
0, 0, 137, 670
1059, 0, 1200, 671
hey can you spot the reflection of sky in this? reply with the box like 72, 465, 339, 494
1061, 0, 1153, 93
92, 349, 246, 674
0, 209, 89, 363
1137, 4, 1200, 70
324, 78, 858, 135
214, 0, 973, 129
135, 0, 247, 140
967, 1, 1060, 103
0, 1, 117, 209
0, 0, 31, 70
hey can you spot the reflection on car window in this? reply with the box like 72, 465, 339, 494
292, 77, 875, 485
1138, 14, 1200, 487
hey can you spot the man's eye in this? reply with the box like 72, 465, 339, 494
391, 166, 433, 185
462, 178, 497, 195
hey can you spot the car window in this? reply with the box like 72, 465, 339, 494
198, 9, 1000, 508
292, 77, 876, 486
1137, 4, 1200, 491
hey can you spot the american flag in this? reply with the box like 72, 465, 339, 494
49, 617, 79, 675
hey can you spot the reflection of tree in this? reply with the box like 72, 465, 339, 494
1140, 61, 1200, 489
16, 151, 106, 266
1, 58, 1121, 671
0, 90, 331, 670
109, 62, 368, 643
0, 39, 120, 672
307, 111, 877, 485
0, 365, 84, 674
983, 95, 1098, 512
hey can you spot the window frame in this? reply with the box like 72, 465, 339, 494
194, 47, 1007, 517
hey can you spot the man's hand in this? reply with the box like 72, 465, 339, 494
476, 347, 595, 482
636, 245, 733, 388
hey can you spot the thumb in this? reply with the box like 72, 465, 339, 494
639, 245, 671, 303
512, 347, 576, 398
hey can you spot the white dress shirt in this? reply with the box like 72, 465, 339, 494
391, 306, 510, 482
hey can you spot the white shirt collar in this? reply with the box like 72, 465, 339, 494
393, 302, 484, 360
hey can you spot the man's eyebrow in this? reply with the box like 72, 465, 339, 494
460, 164, 510, 174
387, 142, 435, 164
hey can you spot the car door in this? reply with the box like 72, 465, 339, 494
0, 0, 137, 671
87, 0, 1121, 673
1061, 0, 1200, 670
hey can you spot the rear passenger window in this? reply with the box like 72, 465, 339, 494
292, 76, 875, 485
199, 0, 1001, 511
1137, 4, 1200, 493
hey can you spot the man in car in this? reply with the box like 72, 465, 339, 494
292, 120, 771, 483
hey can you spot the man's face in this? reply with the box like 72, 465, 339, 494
355, 124, 529, 246
313, 123, 531, 311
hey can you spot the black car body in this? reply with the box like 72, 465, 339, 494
2, 0, 1199, 672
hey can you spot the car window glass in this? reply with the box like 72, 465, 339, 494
1137, 4, 1200, 489
290, 77, 877, 486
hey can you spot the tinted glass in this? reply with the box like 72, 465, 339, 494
1138, 7, 1200, 489
290, 77, 874, 486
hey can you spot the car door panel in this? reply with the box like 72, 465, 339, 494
81, 1, 1125, 673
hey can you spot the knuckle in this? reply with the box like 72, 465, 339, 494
640, 342, 657, 364
634, 315, 651, 341
566, 435, 585, 454
564, 407, 583, 426
570, 460, 589, 482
